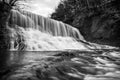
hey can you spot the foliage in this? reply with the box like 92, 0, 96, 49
0, 0, 22, 18
51, 0, 120, 46
0, 0, 19, 6
0, 0, 28, 10
51, 0, 120, 26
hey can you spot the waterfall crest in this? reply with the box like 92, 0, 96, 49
8, 10, 88, 51
10, 10, 84, 40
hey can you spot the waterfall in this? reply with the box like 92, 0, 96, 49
8, 10, 88, 51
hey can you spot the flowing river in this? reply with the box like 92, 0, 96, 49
0, 49, 120, 80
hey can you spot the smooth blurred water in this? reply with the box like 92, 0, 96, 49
0, 51, 58, 71
0, 50, 120, 80
7, 10, 88, 51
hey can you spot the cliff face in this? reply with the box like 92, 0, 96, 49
73, 0, 120, 47
72, 14, 120, 47
51, 0, 120, 47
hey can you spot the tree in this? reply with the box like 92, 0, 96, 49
51, 0, 119, 24
51, 0, 120, 46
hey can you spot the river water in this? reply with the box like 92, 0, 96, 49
0, 49, 120, 80
0, 51, 58, 70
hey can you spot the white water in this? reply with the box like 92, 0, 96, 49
10, 10, 84, 40
9, 27, 88, 51
8, 10, 88, 51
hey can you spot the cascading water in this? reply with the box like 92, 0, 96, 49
8, 9, 88, 51
10, 10, 84, 39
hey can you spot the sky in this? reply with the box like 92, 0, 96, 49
23, 0, 60, 17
